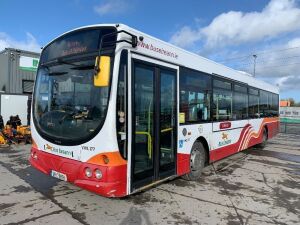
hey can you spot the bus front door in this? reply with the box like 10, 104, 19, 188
131, 59, 177, 190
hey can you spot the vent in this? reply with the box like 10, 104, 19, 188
22, 80, 34, 94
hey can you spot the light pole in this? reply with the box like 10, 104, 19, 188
253, 54, 257, 77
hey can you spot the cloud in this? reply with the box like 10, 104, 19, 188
94, 0, 129, 16
254, 38, 300, 91
170, 0, 300, 50
221, 37, 300, 91
169, 26, 201, 48
0, 32, 41, 52
169, 0, 300, 95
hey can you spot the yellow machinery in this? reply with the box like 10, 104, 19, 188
0, 125, 31, 145
0, 132, 8, 145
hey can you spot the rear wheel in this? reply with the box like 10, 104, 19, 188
182, 142, 207, 181
257, 127, 268, 149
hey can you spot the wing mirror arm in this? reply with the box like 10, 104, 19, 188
94, 30, 137, 87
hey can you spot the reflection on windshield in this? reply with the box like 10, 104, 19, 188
33, 59, 109, 142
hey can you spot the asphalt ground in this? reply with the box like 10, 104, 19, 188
0, 133, 299, 225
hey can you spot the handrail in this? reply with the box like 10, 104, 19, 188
135, 127, 173, 159
135, 131, 152, 159
161, 128, 173, 133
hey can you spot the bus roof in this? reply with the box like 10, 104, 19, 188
46, 23, 279, 94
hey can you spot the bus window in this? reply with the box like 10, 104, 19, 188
233, 84, 248, 120
116, 50, 128, 159
260, 90, 269, 117
179, 68, 211, 123
249, 87, 260, 118
270, 93, 279, 117
213, 79, 232, 121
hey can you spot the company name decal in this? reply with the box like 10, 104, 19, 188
138, 41, 178, 59
44, 144, 74, 157
218, 132, 232, 147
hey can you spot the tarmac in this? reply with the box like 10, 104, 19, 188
0, 133, 299, 225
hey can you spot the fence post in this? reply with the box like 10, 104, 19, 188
285, 123, 287, 133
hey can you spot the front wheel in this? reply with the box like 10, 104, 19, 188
182, 142, 207, 181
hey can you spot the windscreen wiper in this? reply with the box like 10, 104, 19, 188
71, 65, 94, 70
48, 71, 68, 76
41, 58, 79, 67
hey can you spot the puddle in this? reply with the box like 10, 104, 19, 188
249, 149, 300, 164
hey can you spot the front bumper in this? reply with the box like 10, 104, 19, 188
29, 147, 127, 197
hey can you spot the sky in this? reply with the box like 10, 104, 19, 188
0, 0, 299, 101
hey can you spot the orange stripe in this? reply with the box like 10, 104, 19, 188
87, 151, 127, 166
244, 118, 279, 148
238, 126, 252, 152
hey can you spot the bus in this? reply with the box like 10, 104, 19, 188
30, 24, 279, 197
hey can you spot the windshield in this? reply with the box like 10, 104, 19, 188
33, 58, 110, 144
33, 27, 117, 145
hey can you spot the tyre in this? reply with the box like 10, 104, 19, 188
182, 141, 207, 181
257, 127, 268, 149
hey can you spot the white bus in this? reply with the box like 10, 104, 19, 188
30, 24, 279, 197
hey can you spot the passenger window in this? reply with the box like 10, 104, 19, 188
249, 88, 260, 118
213, 79, 232, 121
179, 68, 211, 123
270, 93, 279, 117
259, 90, 269, 117
233, 84, 248, 120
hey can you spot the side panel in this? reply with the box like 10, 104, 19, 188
210, 118, 279, 162
211, 120, 249, 161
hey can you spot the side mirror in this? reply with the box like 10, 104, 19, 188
94, 56, 111, 87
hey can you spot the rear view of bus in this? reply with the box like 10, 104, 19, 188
30, 25, 134, 197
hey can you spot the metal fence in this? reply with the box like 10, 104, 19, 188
280, 122, 300, 134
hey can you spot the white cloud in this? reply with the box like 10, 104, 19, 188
228, 37, 300, 91
169, 26, 200, 48
0, 32, 41, 52
170, 0, 300, 50
94, 0, 129, 16
169, 0, 300, 95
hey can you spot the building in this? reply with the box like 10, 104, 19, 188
0, 48, 40, 125
280, 106, 300, 123
0, 48, 40, 94
280, 100, 291, 107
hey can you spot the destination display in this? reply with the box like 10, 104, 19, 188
40, 27, 116, 63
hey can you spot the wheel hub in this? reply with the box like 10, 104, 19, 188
190, 149, 201, 171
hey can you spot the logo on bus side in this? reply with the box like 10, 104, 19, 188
43, 144, 74, 157
218, 132, 232, 147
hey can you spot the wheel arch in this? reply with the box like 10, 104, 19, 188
264, 125, 269, 139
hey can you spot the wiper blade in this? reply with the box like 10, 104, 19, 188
48, 71, 68, 76
71, 65, 94, 70
41, 58, 78, 67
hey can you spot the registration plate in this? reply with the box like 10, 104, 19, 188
51, 170, 67, 181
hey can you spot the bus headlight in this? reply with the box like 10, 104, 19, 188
94, 169, 102, 180
85, 167, 92, 178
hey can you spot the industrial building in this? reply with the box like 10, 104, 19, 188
0, 48, 40, 94
0, 48, 40, 125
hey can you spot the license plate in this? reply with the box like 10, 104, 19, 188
51, 170, 67, 181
